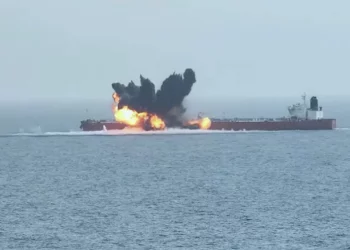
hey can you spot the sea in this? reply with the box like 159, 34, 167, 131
1, 98, 350, 249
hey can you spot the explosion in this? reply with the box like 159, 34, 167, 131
187, 117, 212, 130
112, 93, 165, 130
111, 68, 211, 130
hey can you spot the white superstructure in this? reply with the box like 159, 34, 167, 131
288, 93, 324, 120
307, 110, 324, 120
288, 93, 308, 119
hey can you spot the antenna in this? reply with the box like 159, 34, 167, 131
302, 92, 306, 105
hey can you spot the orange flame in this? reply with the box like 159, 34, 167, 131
112, 93, 166, 130
111, 92, 210, 130
114, 106, 143, 126
188, 117, 212, 129
112, 93, 120, 103
150, 115, 166, 130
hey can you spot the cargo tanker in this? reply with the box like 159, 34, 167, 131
80, 94, 336, 131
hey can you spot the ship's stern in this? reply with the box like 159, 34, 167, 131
332, 119, 337, 129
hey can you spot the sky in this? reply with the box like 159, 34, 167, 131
1, 0, 349, 103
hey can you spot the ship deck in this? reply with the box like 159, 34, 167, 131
82, 117, 335, 123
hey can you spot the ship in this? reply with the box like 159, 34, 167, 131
80, 94, 336, 131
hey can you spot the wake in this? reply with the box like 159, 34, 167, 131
0, 128, 275, 137
335, 127, 350, 131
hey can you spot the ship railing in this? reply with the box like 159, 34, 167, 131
209, 117, 294, 122
81, 119, 114, 123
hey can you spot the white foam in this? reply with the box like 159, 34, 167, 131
335, 127, 350, 131
1, 128, 273, 137
3, 131, 107, 137
105, 128, 236, 135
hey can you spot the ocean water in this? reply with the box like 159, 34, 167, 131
1, 97, 350, 134
1, 99, 350, 249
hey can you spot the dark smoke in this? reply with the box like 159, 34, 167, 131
111, 68, 196, 127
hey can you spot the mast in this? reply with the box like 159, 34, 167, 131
302, 92, 306, 106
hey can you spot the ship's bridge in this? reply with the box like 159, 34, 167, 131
288, 94, 307, 119
288, 94, 324, 120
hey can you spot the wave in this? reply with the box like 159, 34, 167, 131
0, 128, 276, 137
335, 127, 350, 131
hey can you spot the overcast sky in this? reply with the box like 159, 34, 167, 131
1, 0, 349, 102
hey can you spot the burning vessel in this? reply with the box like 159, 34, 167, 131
79, 68, 335, 132
80, 94, 336, 131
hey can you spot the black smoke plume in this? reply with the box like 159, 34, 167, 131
111, 68, 196, 127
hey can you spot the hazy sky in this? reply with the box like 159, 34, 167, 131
1, 0, 349, 102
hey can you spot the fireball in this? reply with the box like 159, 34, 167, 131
188, 117, 212, 130
112, 93, 165, 130
111, 92, 210, 131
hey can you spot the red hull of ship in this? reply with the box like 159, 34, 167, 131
80, 119, 336, 131
209, 119, 336, 130
80, 121, 127, 131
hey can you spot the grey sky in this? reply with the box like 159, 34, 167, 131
1, 0, 349, 102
